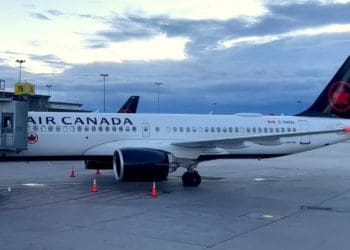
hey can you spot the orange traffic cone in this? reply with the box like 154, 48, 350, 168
151, 181, 157, 197
70, 168, 75, 177
91, 178, 98, 192
96, 169, 101, 175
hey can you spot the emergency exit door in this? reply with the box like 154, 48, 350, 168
142, 123, 150, 138
298, 120, 310, 144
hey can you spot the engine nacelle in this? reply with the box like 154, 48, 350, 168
113, 148, 174, 181
84, 158, 113, 170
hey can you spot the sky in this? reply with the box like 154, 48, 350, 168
1, 0, 350, 114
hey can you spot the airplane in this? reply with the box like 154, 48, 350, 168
117, 96, 139, 113
84, 95, 139, 168
2, 56, 350, 187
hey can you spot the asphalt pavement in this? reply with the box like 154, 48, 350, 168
1, 143, 350, 250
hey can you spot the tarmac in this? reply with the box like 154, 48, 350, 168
1, 143, 350, 250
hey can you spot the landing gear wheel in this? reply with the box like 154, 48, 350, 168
182, 171, 201, 187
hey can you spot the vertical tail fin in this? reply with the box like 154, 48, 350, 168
298, 56, 350, 119
118, 96, 139, 113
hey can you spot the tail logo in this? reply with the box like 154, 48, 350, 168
327, 81, 350, 113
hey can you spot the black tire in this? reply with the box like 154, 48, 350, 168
192, 171, 201, 187
182, 171, 201, 187
182, 171, 193, 187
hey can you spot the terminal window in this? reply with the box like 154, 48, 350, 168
2, 113, 13, 133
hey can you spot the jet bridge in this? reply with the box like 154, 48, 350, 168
0, 97, 28, 152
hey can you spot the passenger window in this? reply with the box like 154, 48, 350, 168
91, 126, 96, 132
246, 127, 251, 133
223, 127, 227, 133
119, 126, 123, 132
192, 127, 197, 132
173, 127, 177, 132
287, 128, 291, 132
125, 126, 130, 132
70, 126, 75, 132
216, 127, 221, 133
33, 126, 38, 132
293, 128, 297, 132
112, 126, 117, 132
186, 127, 190, 133
105, 126, 110, 132
179, 127, 184, 132
204, 127, 209, 133
281, 128, 285, 133
258, 127, 262, 133
132, 126, 137, 132
211, 127, 215, 132
198, 127, 203, 133
41, 126, 46, 132
84, 126, 89, 132
235, 127, 239, 133
252, 127, 257, 133
275, 128, 280, 133
264, 128, 268, 133
155, 127, 160, 132
77, 126, 82, 132
98, 126, 103, 132
269, 128, 273, 133
48, 125, 53, 132
63, 126, 68, 132
229, 127, 233, 133
56, 126, 61, 132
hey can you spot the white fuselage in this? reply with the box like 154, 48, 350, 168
6, 112, 350, 161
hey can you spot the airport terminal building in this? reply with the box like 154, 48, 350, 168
0, 91, 90, 112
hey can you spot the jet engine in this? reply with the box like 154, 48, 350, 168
85, 158, 113, 170
113, 148, 176, 181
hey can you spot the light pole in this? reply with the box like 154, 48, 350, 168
155, 82, 162, 113
46, 84, 52, 96
16, 59, 25, 83
0, 79, 5, 91
212, 102, 217, 114
100, 73, 109, 112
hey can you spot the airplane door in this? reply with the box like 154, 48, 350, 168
298, 120, 310, 144
142, 123, 150, 138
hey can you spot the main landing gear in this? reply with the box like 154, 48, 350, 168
182, 170, 201, 187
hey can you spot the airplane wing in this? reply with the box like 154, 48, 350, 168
172, 128, 346, 148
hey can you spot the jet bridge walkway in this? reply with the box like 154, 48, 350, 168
0, 97, 28, 153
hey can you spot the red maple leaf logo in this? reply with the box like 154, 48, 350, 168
328, 81, 350, 113
332, 87, 350, 105
27, 133, 38, 144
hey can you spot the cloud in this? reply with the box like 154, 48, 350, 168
30, 12, 51, 21
4, 1, 350, 115
86, 1, 350, 57
218, 24, 350, 49
47, 9, 64, 16
29, 54, 71, 69
93, 15, 161, 43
